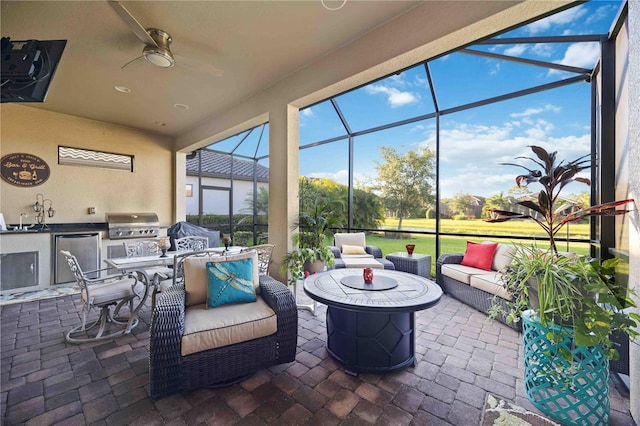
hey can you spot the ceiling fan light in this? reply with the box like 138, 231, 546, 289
144, 49, 175, 68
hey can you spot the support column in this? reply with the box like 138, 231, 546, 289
628, 1, 640, 422
268, 104, 299, 282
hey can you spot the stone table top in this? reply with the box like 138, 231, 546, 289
303, 268, 442, 313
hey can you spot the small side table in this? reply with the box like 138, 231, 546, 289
385, 252, 431, 278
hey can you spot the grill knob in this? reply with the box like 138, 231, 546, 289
128, 230, 135, 235
116, 231, 123, 236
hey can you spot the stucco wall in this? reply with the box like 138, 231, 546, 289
627, 2, 640, 422
0, 104, 175, 227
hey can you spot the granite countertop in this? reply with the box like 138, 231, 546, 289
1, 222, 107, 235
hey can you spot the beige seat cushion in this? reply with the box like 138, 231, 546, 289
440, 263, 493, 285
488, 243, 515, 272
334, 232, 366, 252
469, 272, 512, 300
341, 255, 384, 269
181, 296, 277, 356
88, 278, 143, 305
184, 250, 259, 306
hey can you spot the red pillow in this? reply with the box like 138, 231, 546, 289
460, 241, 498, 271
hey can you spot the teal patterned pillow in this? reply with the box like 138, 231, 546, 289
206, 258, 256, 308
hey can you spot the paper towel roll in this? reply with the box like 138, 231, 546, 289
0, 213, 7, 231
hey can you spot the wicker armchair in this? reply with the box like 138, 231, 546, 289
149, 250, 298, 399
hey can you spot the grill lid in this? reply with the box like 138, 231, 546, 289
106, 212, 160, 239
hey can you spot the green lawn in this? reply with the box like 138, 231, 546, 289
331, 218, 590, 277
382, 218, 590, 239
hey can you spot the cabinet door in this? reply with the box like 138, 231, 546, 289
0, 252, 39, 290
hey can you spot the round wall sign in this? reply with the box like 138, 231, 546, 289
1, 153, 51, 187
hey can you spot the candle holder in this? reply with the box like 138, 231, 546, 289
222, 234, 232, 253
158, 237, 169, 257
363, 267, 374, 283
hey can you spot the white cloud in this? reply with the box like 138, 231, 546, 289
427, 121, 590, 198
503, 44, 527, 57
490, 63, 500, 76
510, 104, 561, 118
548, 42, 600, 76
558, 42, 599, 68
365, 85, 419, 108
308, 169, 349, 185
525, 5, 587, 34
300, 107, 314, 118
531, 43, 554, 58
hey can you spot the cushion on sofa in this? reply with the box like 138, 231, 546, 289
483, 242, 515, 272
184, 250, 259, 306
206, 258, 256, 309
342, 244, 367, 255
334, 232, 366, 252
469, 272, 512, 301
181, 296, 277, 356
441, 263, 494, 285
460, 241, 498, 271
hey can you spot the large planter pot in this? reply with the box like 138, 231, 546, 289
522, 310, 609, 425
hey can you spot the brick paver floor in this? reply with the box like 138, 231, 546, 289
1, 286, 634, 425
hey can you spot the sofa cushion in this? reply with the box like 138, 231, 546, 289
461, 241, 498, 271
340, 255, 384, 269
441, 263, 493, 285
206, 258, 256, 309
469, 272, 512, 300
184, 250, 259, 306
342, 244, 367, 255
181, 296, 277, 356
334, 232, 366, 251
483, 242, 515, 272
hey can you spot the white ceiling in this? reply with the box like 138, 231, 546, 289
2, 1, 561, 142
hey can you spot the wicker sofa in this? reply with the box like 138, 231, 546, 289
149, 250, 298, 399
436, 243, 520, 331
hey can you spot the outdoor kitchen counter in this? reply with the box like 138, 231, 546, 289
1, 222, 107, 234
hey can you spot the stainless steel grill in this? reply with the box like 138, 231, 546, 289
105, 212, 160, 240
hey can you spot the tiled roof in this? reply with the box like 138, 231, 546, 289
186, 150, 269, 182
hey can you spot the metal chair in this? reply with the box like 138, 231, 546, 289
173, 236, 208, 251
241, 244, 275, 275
61, 250, 143, 343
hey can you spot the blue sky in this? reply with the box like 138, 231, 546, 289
295, 0, 622, 200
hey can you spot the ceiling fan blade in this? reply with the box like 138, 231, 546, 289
121, 55, 145, 69
108, 1, 158, 47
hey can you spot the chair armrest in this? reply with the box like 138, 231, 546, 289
365, 245, 383, 259
329, 246, 341, 259
85, 271, 139, 286
436, 253, 464, 286
149, 283, 186, 399
150, 283, 186, 356
258, 275, 298, 361
437, 253, 464, 265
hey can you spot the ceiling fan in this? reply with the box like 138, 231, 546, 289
108, 0, 223, 76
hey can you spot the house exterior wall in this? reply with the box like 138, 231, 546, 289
185, 175, 268, 215
626, 2, 640, 422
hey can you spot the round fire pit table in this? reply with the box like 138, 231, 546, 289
304, 268, 442, 374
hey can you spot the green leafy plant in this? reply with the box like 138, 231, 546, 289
486, 145, 638, 361
281, 200, 341, 286
486, 145, 633, 254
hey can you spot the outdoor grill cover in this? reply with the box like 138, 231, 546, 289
167, 221, 220, 250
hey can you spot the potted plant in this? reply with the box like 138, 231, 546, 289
485, 145, 638, 425
281, 200, 342, 286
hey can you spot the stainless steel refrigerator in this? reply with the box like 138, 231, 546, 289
54, 233, 101, 284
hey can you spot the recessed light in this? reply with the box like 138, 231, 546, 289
155, 121, 167, 127
174, 103, 189, 110
114, 85, 131, 93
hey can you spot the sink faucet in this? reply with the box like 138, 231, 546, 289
19, 213, 27, 230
